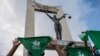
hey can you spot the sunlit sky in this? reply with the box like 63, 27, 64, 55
0, 0, 100, 56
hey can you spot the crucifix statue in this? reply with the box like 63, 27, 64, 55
45, 12, 67, 40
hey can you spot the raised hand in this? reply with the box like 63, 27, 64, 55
12, 38, 20, 47
7, 38, 21, 56
62, 14, 66, 18
50, 39, 58, 46
64, 14, 67, 16
63, 13, 71, 19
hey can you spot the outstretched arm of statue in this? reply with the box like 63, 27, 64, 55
7, 38, 21, 56
45, 12, 54, 20
58, 14, 66, 20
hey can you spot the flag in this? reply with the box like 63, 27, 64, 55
79, 32, 88, 41
65, 47, 90, 56
87, 31, 100, 49
79, 30, 100, 49
18, 36, 51, 56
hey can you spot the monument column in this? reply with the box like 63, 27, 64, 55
24, 0, 73, 55
24, 0, 35, 56
25, 0, 35, 37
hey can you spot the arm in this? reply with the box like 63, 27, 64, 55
58, 14, 66, 20
54, 45, 66, 56
45, 12, 54, 20
50, 39, 66, 56
7, 38, 20, 56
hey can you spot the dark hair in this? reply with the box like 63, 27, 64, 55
28, 51, 32, 56
42, 52, 45, 56
67, 41, 75, 47
28, 52, 45, 56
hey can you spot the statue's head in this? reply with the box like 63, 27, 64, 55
53, 15, 56, 18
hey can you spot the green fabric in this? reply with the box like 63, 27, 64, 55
79, 30, 100, 49
18, 36, 51, 56
87, 31, 100, 49
65, 47, 90, 56
79, 32, 88, 41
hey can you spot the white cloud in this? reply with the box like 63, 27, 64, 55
0, 0, 25, 56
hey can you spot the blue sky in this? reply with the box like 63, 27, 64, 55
81, 0, 100, 30
0, 0, 100, 56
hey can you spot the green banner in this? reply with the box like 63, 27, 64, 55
65, 47, 90, 56
79, 30, 100, 49
87, 31, 100, 49
18, 36, 51, 56
79, 32, 88, 41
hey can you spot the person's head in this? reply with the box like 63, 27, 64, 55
28, 51, 32, 56
42, 52, 45, 56
93, 46, 96, 49
67, 41, 75, 47
28, 51, 45, 56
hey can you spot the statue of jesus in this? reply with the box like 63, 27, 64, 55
46, 12, 66, 40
